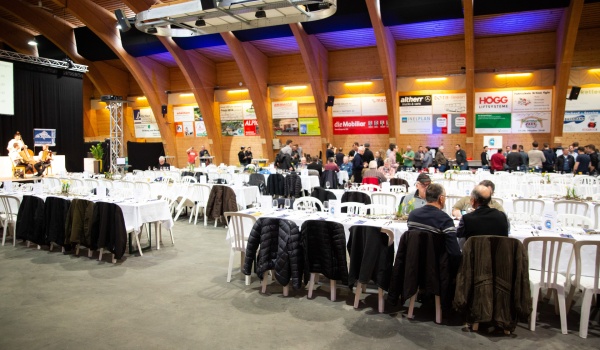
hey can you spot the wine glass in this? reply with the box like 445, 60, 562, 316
323, 201, 329, 213
326, 181, 330, 189
272, 199, 279, 210
284, 199, 291, 210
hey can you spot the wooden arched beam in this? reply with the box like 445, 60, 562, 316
290, 22, 331, 157
221, 32, 274, 160
0, 18, 38, 56
365, 0, 398, 141
463, 0, 476, 157
552, 0, 584, 146
124, 0, 223, 163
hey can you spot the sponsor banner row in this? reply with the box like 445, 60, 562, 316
565, 87, 600, 112
333, 116, 390, 135
474, 112, 553, 134
400, 114, 467, 135
134, 108, 161, 138
175, 121, 207, 137
332, 97, 387, 117
563, 110, 600, 133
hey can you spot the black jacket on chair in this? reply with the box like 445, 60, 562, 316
456, 205, 509, 240
249, 173, 267, 195
453, 236, 532, 332
341, 191, 371, 205
388, 230, 451, 307
320, 170, 339, 189
310, 187, 337, 203
347, 225, 394, 291
64, 199, 95, 247
44, 196, 71, 247
301, 220, 348, 285
16, 195, 45, 245
243, 218, 304, 290
284, 172, 303, 198
267, 173, 285, 196
90, 202, 128, 260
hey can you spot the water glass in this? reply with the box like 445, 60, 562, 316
272, 199, 279, 209
284, 199, 291, 209
323, 201, 329, 213
326, 181, 330, 189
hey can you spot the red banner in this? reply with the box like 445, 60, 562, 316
333, 116, 389, 135
244, 119, 259, 136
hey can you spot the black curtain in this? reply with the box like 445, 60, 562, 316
127, 141, 165, 171
0, 61, 84, 172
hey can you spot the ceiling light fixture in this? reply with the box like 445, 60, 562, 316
28, 38, 38, 46
116, 24, 122, 30
179, 93, 194, 97
588, 68, 600, 73
496, 72, 532, 78
195, 17, 206, 27
227, 89, 249, 94
137, 96, 147, 100
416, 77, 447, 82
147, 26, 158, 34
255, 8, 266, 18
283, 85, 307, 90
344, 81, 373, 87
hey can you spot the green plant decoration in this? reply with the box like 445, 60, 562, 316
90, 144, 104, 160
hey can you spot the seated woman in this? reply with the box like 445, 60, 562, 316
378, 158, 396, 178
363, 160, 387, 184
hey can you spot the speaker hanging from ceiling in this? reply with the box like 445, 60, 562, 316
567, 86, 581, 100
115, 9, 132, 32
324, 95, 335, 111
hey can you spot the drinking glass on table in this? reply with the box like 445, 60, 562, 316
284, 199, 291, 210
323, 201, 329, 213
273, 199, 279, 209
326, 181, 330, 189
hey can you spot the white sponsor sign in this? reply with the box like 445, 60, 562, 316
133, 108, 157, 124
475, 92, 512, 113
511, 112, 551, 133
512, 89, 552, 112
332, 98, 361, 117
220, 103, 244, 121
432, 93, 466, 114
195, 121, 207, 136
400, 115, 433, 134
563, 110, 600, 133
272, 100, 298, 119
361, 96, 388, 116
565, 87, 600, 111
242, 103, 256, 119
134, 124, 161, 138
173, 106, 195, 122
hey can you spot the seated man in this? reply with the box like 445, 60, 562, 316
306, 156, 322, 177
363, 160, 387, 183
340, 156, 352, 178
378, 158, 396, 178
451, 180, 504, 219
10, 143, 43, 176
456, 185, 509, 240
323, 157, 339, 172
399, 173, 431, 211
156, 156, 170, 169
38, 144, 53, 165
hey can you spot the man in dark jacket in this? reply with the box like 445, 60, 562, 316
542, 143, 556, 172
456, 185, 509, 240
555, 148, 575, 173
362, 143, 374, 164
454, 144, 468, 170
238, 146, 248, 166
506, 144, 523, 172
352, 146, 365, 183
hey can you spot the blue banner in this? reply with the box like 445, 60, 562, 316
33, 128, 56, 146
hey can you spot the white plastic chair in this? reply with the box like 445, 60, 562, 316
389, 185, 406, 194
524, 236, 574, 335
557, 214, 593, 229
554, 200, 589, 217
292, 197, 324, 212
566, 241, 600, 338
455, 180, 476, 196
339, 202, 366, 215
358, 184, 380, 192
225, 212, 257, 285
190, 184, 211, 225
364, 204, 395, 215
513, 198, 545, 217
595, 203, 600, 230
0, 195, 20, 246
181, 176, 197, 184
444, 195, 463, 217
371, 192, 397, 209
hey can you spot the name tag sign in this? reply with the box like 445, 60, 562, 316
301, 169, 308, 176
542, 212, 557, 232
33, 183, 43, 195
381, 182, 390, 192
4, 181, 13, 193
97, 184, 107, 198
260, 195, 273, 209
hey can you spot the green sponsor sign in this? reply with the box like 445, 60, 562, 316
475, 113, 511, 133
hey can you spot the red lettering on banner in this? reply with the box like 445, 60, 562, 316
479, 96, 509, 104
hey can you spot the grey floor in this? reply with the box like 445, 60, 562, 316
1, 216, 599, 350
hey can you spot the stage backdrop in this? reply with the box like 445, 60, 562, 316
0, 61, 84, 171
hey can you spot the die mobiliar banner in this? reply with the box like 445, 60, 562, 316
333, 116, 389, 135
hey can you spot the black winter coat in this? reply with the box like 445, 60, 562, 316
267, 173, 285, 196
243, 218, 304, 290
341, 191, 371, 205
65, 198, 95, 247
90, 202, 128, 260
301, 220, 348, 285
44, 196, 71, 247
310, 187, 337, 204
347, 225, 394, 291
16, 195, 45, 245
320, 170, 339, 189
284, 172, 303, 198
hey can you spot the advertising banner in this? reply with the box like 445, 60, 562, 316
563, 110, 600, 133
195, 121, 207, 136
220, 103, 244, 121
299, 117, 321, 135
242, 103, 256, 119
134, 124, 161, 138
272, 100, 298, 119
133, 108, 161, 138
33, 128, 56, 146
221, 120, 244, 136
173, 106, 195, 122
512, 89, 552, 112
273, 118, 299, 136
432, 93, 466, 114
400, 115, 433, 134
511, 112, 551, 133
400, 95, 432, 115
244, 119, 259, 136
475, 113, 511, 133
333, 116, 389, 135
483, 136, 503, 149
565, 87, 600, 111
432, 114, 466, 134
475, 92, 512, 113
361, 96, 388, 116
175, 122, 184, 137
332, 98, 361, 117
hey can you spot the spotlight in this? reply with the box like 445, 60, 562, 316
65, 58, 74, 69
195, 17, 206, 27
255, 8, 266, 18
147, 26, 158, 34
318, 2, 330, 10
28, 38, 37, 46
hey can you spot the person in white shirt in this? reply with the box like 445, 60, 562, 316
6, 131, 24, 154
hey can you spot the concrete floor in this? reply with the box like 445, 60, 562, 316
0, 217, 599, 350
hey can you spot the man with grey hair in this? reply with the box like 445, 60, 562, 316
157, 156, 170, 169
456, 185, 509, 240
452, 180, 504, 218
435, 145, 447, 172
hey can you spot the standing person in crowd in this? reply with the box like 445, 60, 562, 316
324, 157, 339, 172
340, 156, 353, 178
455, 144, 468, 170
586, 144, 598, 175
414, 146, 424, 171
481, 146, 490, 169
518, 145, 528, 171
290, 144, 300, 166
281, 139, 293, 155
542, 143, 555, 173
307, 155, 322, 177
386, 143, 394, 158
352, 146, 365, 183
402, 145, 415, 170
6, 131, 24, 153
506, 144, 523, 172
436, 145, 448, 172
375, 150, 384, 168
503, 145, 511, 158
362, 143, 374, 164
527, 141, 546, 172
555, 148, 574, 173
238, 146, 249, 166
573, 147, 591, 175
570, 142, 579, 161
422, 146, 433, 170
490, 149, 506, 173
325, 143, 335, 160
335, 147, 344, 166
245, 146, 253, 164
186, 146, 198, 166
388, 144, 399, 169
348, 141, 359, 157
379, 158, 396, 178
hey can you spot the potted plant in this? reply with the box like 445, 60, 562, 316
90, 144, 104, 174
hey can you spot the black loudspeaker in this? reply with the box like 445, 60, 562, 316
115, 9, 132, 32
161, 105, 167, 115
568, 86, 581, 100
324, 95, 335, 111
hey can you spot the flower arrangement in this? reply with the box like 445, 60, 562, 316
246, 164, 257, 174
61, 179, 71, 195
397, 198, 416, 219
565, 186, 579, 200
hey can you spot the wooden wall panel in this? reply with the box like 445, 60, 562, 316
216, 61, 244, 88
329, 47, 382, 81
573, 27, 600, 67
397, 40, 465, 77
475, 33, 556, 71
169, 67, 189, 92
269, 55, 309, 85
